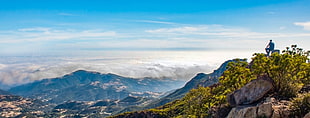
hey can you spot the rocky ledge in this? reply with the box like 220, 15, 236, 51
226, 75, 309, 118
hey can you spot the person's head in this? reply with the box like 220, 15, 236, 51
270, 40, 272, 42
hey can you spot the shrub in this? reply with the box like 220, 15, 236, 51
251, 45, 309, 98
183, 87, 213, 117
215, 59, 255, 105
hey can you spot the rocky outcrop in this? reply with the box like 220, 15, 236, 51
226, 75, 293, 118
226, 97, 290, 118
227, 75, 274, 107
227, 105, 258, 118
226, 103, 273, 118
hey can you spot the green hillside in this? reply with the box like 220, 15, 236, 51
112, 45, 310, 118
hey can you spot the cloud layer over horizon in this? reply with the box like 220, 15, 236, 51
0, 50, 258, 89
0, 51, 228, 88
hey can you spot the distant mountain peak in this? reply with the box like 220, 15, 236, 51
9, 69, 185, 104
70, 70, 123, 78
72, 70, 100, 75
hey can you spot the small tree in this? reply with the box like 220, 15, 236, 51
183, 87, 213, 118
215, 59, 255, 105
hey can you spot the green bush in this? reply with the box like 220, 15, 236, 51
216, 59, 255, 105
183, 87, 213, 117
251, 45, 309, 98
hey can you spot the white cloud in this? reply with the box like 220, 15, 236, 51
135, 20, 176, 25
143, 25, 310, 51
18, 27, 51, 32
0, 28, 117, 43
146, 26, 201, 33
145, 25, 310, 39
294, 21, 310, 31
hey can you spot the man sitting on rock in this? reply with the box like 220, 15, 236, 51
265, 40, 275, 56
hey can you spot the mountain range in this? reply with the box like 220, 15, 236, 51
9, 70, 185, 104
1, 60, 233, 117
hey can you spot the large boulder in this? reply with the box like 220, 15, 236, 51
227, 75, 274, 107
226, 105, 257, 118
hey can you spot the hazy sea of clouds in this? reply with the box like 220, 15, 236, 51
0, 50, 254, 89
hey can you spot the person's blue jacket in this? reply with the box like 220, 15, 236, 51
269, 41, 275, 50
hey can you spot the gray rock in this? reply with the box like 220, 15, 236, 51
227, 75, 274, 107
226, 101, 291, 118
226, 105, 257, 118
257, 103, 273, 118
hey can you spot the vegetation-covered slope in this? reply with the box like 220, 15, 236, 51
113, 45, 310, 118
143, 60, 232, 109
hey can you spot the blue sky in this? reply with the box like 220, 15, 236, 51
0, 0, 310, 55
1, 0, 310, 56
0, 0, 310, 86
